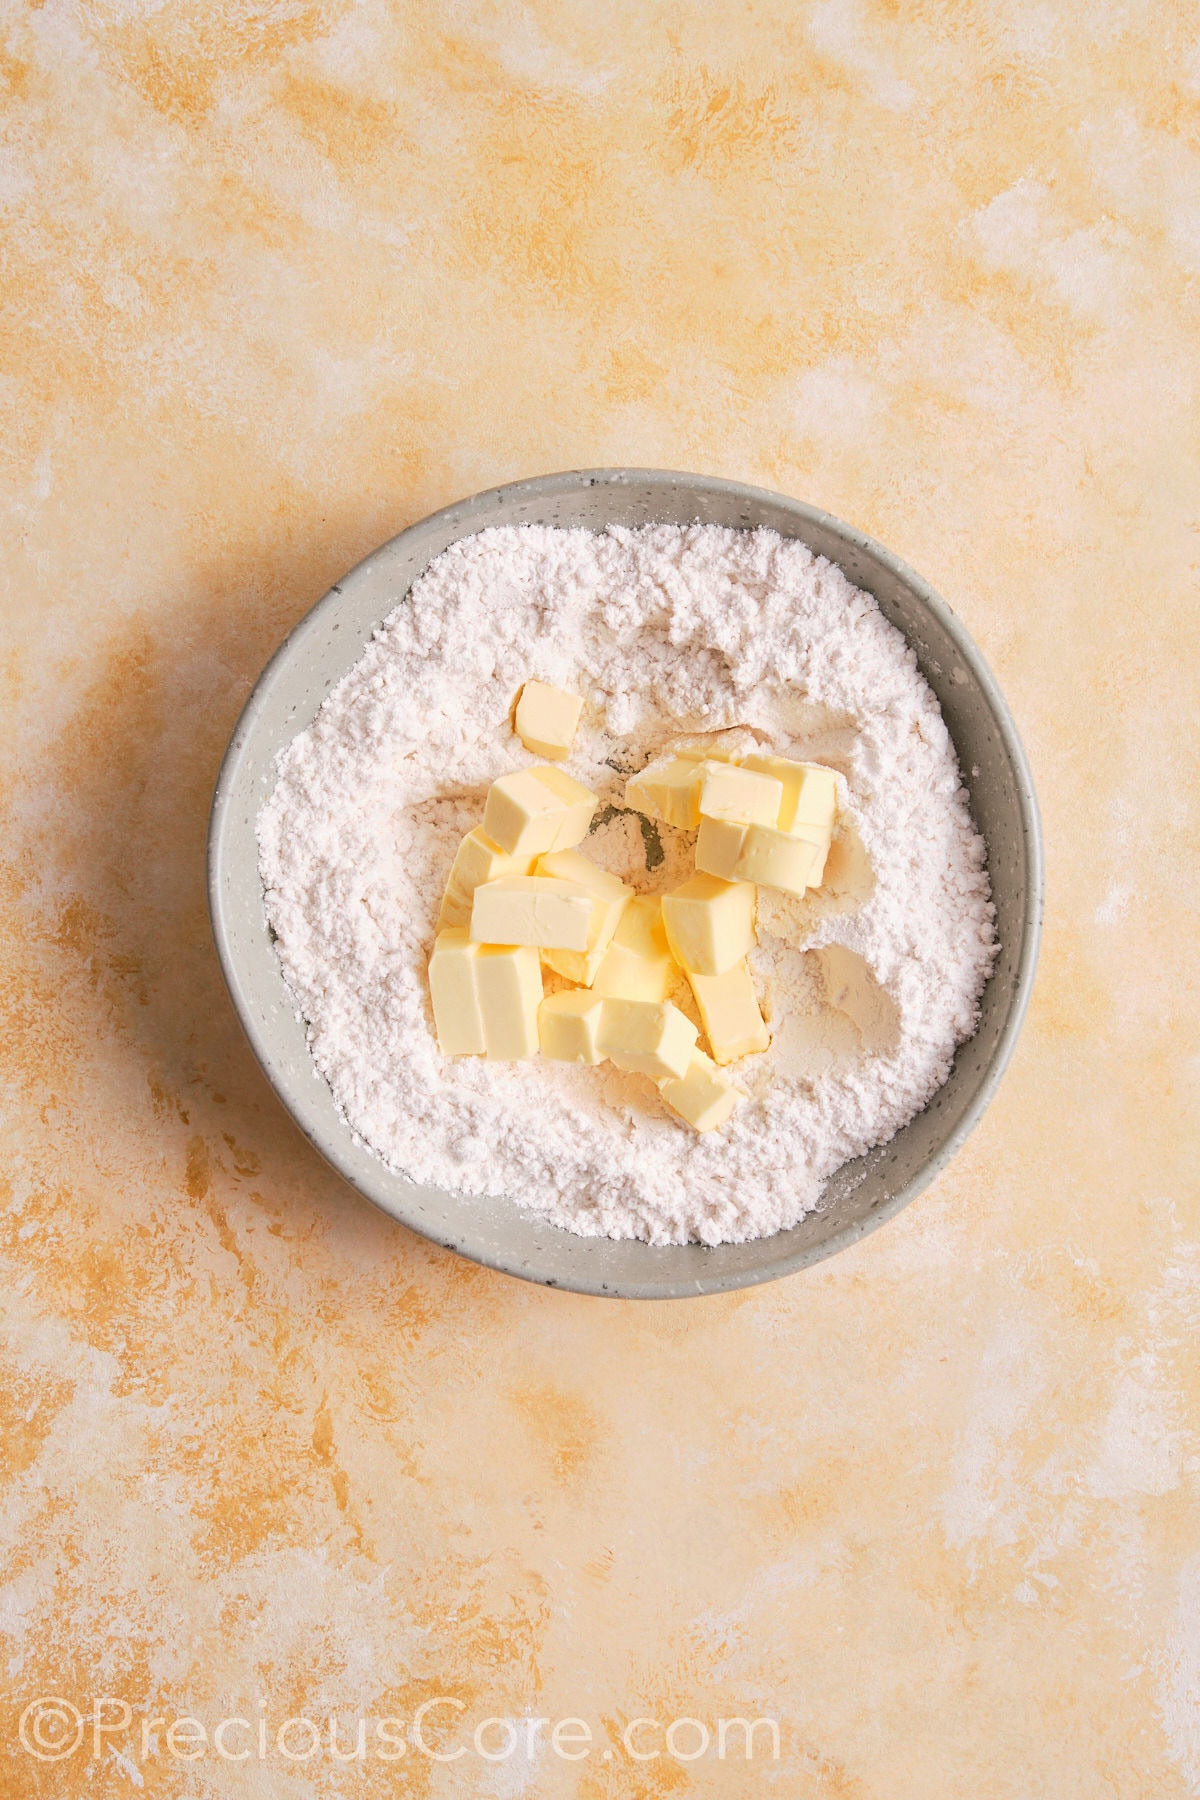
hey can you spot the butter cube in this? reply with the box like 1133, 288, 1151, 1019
428, 930, 542, 1059
657, 1051, 741, 1132
470, 875, 596, 951
740, 754, 838, 837
537, 847, 630, 900
535, 849, 633, 984
428, 928, 485, 1054
514, 679, 583, 760
474, 944, 542, 1059
447, 826, 535, 894
438, 827, 536, 930
483, 766, 598, 857
694, 816, 749, 882
661, 873, 756, 976
592, 895, 678, 1001
687, 959, 770, 1064
538, 989, 607, 1064
697, 762, 784, 828
696, 818, 825, 895
598, 998, 698, 1081
437, 889, 472, 932
625, 754, 705, 830
673, 740, 742, 763
804, 833, 831, 887
733, 825, 827, 895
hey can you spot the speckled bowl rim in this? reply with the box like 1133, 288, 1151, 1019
208, 469, 1043, 1297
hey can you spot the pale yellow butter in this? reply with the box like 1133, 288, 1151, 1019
695, 817, 826, 895
437, 890, 472, 932
692, 816, 747, 882
805, 832, 830, 887
598, 998, 698, 1081
624, 754, 705, 830
428, 929, 542, 1059
735, 824, 826, 895
469, 875, 596, 951
483, 765, 597, 857
657, 1050, 740, 1132
428, 928, 485, 1054
538, 989, 608, 1064
687, 959, 770, 1064
514, 679, 583, 760
740, 753, 838, 837
697, 761, 784, 827
535, 849, 633, 984
661, 872, 756, 976
474, 944, 543, 1059
672, 738, 743, 764
592, 895, 678, 1001
438, 827, 536, 930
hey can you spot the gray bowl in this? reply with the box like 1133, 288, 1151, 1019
208, 469, 1042, 1298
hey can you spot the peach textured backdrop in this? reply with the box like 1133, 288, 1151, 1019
2, 3, 1199, 1796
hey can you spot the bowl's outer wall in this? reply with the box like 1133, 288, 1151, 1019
209, 471, 1043, 1298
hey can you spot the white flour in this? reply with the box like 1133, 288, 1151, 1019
257, 524, 996, 1246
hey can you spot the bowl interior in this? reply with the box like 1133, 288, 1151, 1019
209, 470, 1042, 1297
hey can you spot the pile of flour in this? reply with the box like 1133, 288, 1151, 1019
257, 524, 996, 1246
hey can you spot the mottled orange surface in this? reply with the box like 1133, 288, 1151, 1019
2, 2, 1199, 1795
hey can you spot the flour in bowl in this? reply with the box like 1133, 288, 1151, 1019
257, 524, 996, 1245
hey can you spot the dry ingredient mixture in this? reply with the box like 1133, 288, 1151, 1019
257, 523, 996, 1246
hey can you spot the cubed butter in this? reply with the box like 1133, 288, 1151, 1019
514, 679, 583, 760
673, 739, 743, 763
437, 889, 472, 932
537, 847, 630, 901
598, 998, 698, 1081
735, 824, 827, 894
592, 895, 678, 1001
625, 754, 705, 830
438, 827, 536, 930
697, 761, 784, 827
661, 873, 756, 976
474, 944, 543, 1059
470, 875, 596, 951
428, 928, 485, 1055
483, 766, 598, 857
656, 1051, 741, 1132
740, 753, 839, 837
428, 929, 541, 1060
694, 816, 748, 882
538, 989, 608, 1064
687, 959, 770, 1064
535, 849, 633, 984
696, 818, 825, 895
805, 832, 831, 888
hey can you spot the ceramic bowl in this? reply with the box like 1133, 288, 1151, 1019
208, 469, 1042, 1297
